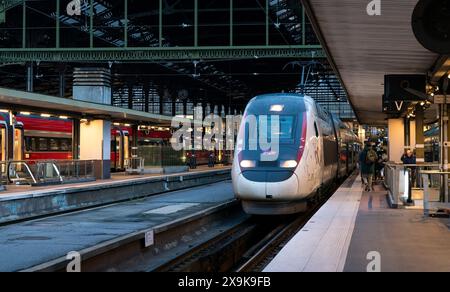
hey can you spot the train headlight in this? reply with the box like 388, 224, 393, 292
280, 160, 298, 168
240, 160, 256, 168
270, 105, 284, 112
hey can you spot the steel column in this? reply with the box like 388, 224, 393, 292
22, 0, 26, 48
230, 0, 233, 46
56, 0, 60, 48
266, 0, 269, 46
124, 0, 128, 47
26, 61, 33, 92
90, 0, 94, 48
194, 0, 198, 47
159, 0, 163, 47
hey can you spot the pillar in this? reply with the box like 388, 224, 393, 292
144, 83, 150, 113
409, 119, 416, 152
127, 83, 133, 110
59, 71, 66, 98
80, 120, 111, 179
26, 62, 33, 92
73, 68, 111, 104
388, 118, 405, 163
415, 106, 425, 163
72, 119, 80, 160
404, 117, 411, 150
57, 64, 66, 98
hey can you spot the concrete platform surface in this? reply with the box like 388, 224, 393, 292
265, 176, 450, 272
344, 188, 450, 272
264, 175, 362, 272
1, 165, 230, 199
0, 181, 234, 272
0, 166, 231, 224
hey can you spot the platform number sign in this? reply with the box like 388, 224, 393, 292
366, 251, 381, 272
145, 230, 155, 248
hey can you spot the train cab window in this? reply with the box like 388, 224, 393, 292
314, 122, 319, 137
259, 115, 295, 140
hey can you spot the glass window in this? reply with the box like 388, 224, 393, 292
60, 139, 71, 151
49, 139, 59, 151
38, 138, 48, 151
258, 115, 295, 140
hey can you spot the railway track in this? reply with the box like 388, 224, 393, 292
23, 176, 355, 272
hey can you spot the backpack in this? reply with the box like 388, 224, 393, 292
366, 149, 378, 164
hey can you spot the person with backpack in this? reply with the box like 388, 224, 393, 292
359, 143, 378, 192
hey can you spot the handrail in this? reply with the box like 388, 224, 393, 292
420, 170, 450, 175
7, 161, 37, 185
0, 159, 95, 186
385, 163, 441, 167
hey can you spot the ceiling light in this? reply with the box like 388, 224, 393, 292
20, 112, 31, 116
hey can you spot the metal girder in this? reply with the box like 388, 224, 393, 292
0, 0, 22, 23
0, 46, 325, 62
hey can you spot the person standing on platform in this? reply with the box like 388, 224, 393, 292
401, 149, 417, 190
359, 143, 378, 192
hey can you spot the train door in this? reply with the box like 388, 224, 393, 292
14, 122, 24, 161
0, 121, 7, 163
0, 121, 8, 178
122, 130, 130, 168
111, 129, 123, 171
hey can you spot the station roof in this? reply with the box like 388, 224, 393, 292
303, 0, 440, 125
0, 87, 173, 125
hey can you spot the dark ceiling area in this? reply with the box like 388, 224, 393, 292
0, 0, 355, 119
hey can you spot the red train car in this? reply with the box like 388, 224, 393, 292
0, 113, 174, 172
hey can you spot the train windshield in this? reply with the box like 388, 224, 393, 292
237, 114, 299, 152
258, 115, 295, 140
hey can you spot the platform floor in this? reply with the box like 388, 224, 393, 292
0, 181, 234, 272
0, 165, 230, 199
265, 176, 450, 272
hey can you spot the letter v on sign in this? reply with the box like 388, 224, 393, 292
394, 101, 404, 111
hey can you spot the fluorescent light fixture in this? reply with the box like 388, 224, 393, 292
41, 114, 51, 118
280, 160, 298, 168
124, 124, 131, 127
113, 123, 121, 126
0, 109, 9, 113
59, 116, 68, 120
240, 160, 256, 168
270, 105, 284, 112
448, 73, 450, 79
20, 112, 31, 116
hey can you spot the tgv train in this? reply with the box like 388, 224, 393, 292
232, 94, 362, 215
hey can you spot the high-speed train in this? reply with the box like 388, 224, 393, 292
232, 94, 362, 215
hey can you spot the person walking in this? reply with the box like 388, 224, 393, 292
359, 143, 378, 192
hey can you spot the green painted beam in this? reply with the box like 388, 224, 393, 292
159, 0, 163, 47
0, 46, 325, 62
56, 0, 60, 48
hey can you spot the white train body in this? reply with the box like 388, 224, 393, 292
232, 94, 361, 215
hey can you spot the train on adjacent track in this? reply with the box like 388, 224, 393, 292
0, 112, 229, 171
232, 94, 362, 215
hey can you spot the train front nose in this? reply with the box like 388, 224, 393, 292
233, 170, 299, 201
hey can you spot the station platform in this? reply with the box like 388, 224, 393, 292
0, 165, 231, 225
0, 181, 235, 272
265, 175, 450, 272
